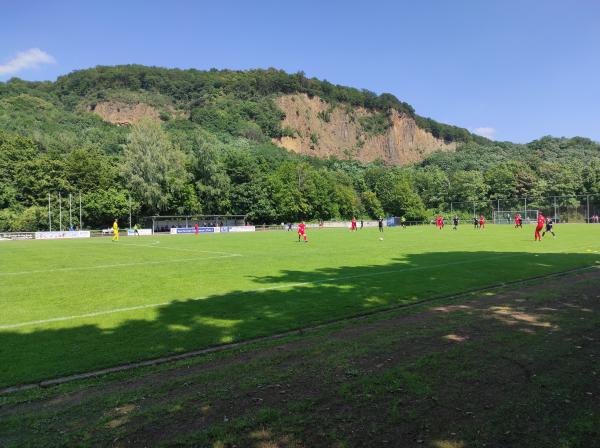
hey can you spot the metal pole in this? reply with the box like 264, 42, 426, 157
473, 202, 475, 217
524, 196, 527, 220
79, 192, 82, 229
587, 195, 590, 223
59, 192, 62, 231
48, 193, 52, 231
496, 199, 499, 223
69, 193, 72, 229
450, 202, 453, 214
129, 195, 132, 229
554, 196, 558, 222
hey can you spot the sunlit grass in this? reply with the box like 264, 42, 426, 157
1, 224, 600, 386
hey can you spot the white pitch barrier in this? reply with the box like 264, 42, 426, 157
34, 231, 91, 240
127, 228, 153, 236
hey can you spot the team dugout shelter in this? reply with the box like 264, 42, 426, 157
146, 215, 247, 233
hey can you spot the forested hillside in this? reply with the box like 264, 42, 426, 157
1, 65, 599, 231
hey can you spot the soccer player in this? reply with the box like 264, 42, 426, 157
112, 219, 119, 242
298, 221, 308, 242
351, 216, 357, 231
542, 217, 556, 238
194, 222, 199, 235
133, 223, 140, 236
534, 212, 545, 241
473, 216, 479, 229
453, 216, 459, 230
479, 215, 485, 229
378, 217, 384, 232
436, 215, 443, 230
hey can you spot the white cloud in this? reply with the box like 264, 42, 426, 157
0, 48, 56, 76
472, 127, 496, 138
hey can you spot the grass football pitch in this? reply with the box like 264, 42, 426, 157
2, 223, 600, 388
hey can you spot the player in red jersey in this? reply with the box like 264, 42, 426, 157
298, 221, 308, 242
534, 212, 545, 241
351, 216, 357, 231
436, 215, 443, 230
479, 215, 485, 229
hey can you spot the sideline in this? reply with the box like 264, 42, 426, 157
90, 239, 238, 256
1, 264, 598, 395
0, 253, 241, 277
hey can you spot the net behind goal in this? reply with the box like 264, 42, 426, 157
492, 210, 538, 224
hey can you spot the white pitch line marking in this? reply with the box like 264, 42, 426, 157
92, 240, 236, 256
2, 242, 598, 330
0, 252, 519, 330
0, 254, 241, 277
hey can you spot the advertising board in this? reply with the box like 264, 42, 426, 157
34, 231, 91, 240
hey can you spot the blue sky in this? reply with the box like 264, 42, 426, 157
1, 0, 599, 143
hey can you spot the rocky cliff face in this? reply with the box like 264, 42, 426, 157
273, 94, 456, 165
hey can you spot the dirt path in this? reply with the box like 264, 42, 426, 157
1, 270, 599, 447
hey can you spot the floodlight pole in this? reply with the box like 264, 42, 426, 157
129, 195, 132, 229
48, 193, 52, 231
59, 192, 62, 231
69, 193, 72, 229
554, 196, 558, 222
79, 192, 82, 229
587, 195, 590, 223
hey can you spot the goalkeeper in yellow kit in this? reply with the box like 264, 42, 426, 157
112, 219, 119, 241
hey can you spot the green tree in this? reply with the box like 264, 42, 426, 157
414, 166, 450, 209
0, 131, 39, 206
582, 160, 600, 195
268, 163, 312, 222
450, 170, 489, 206
188, 130, 231, 214
121, 120, 190, 215
64, 147, 117, 192
82, 189, 132, 228
361, 190, 384, 218
372, 170, 426, 220
2, 206, 48, 231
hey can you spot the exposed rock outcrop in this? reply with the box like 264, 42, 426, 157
273, 94, 455, 165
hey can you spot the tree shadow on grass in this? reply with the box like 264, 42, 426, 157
1, 250, 599, 388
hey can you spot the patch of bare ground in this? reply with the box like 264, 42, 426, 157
1, 270, 599, 447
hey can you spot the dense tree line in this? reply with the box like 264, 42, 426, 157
2, 119, 600, 231
1, 66, 600, 231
